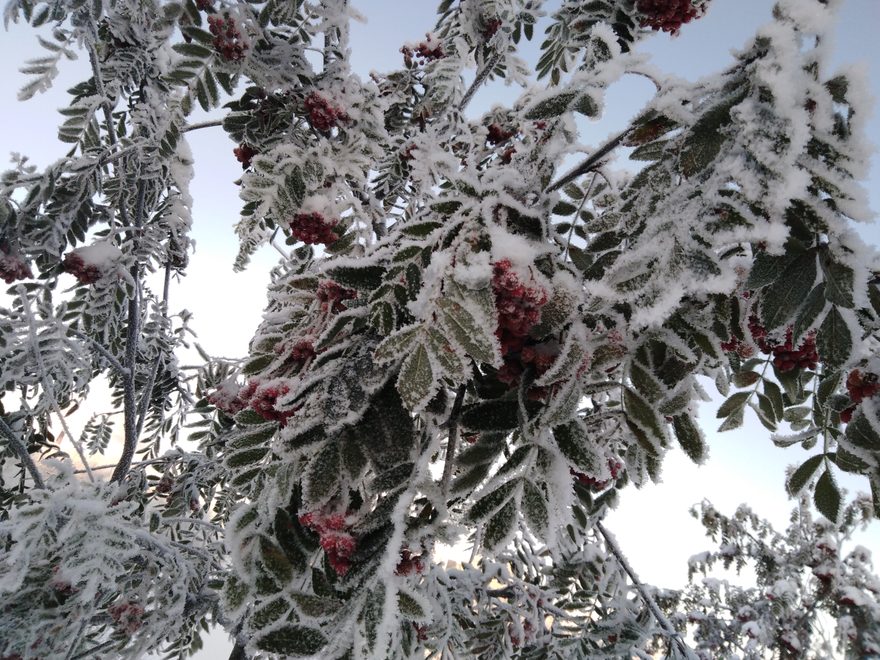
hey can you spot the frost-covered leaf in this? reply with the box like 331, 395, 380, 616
396, 342, 436, 411
813, 470, 841, 523
255, 625, 328, 655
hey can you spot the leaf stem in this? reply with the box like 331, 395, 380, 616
440, 385, 467, 500
0, 416, 45, 488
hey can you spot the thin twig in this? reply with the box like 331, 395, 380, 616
546, 127, 631, 193
440, 385, 467, 500
135, 265, 172, 440
0, 416, 45, 488
460, 52, 503, 112
67, 327, 128, 377
596, 521, 698, 660
181, 118, 224, 133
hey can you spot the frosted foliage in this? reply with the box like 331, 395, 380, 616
1, 0, 879, 658
0, 467, 214, 659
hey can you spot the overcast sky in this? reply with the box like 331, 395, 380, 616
1, 0, 879, 656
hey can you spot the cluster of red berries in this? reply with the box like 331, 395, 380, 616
395, 549, 425, 576
571, 457, 623, 492
303, 92, 349, 132
237, 379, 294, 425
840, 369, 880, 423
62, 252, 103, 284
298, 511, 357, 576
289, 212, 339, 245
208, 13, 247, 61
492, 260, 548, 357
233, 143, 257, 169
195, 0, 212, 10
481, 17, 503, 39
316, 280, 356, 313
497, 342, 557, 394
0, 252, 31, 284
275, 339, 316, 366
401, 34, 445, 66
486, 123, 516, 145
723, 316, 818, 373
635, 0, 704, 34
108, 601, 145, 635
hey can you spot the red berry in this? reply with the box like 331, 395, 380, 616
316, 280, 356, 313
636, 0, 704, 35
289, 211, 339, 245
0, 251, 32, 284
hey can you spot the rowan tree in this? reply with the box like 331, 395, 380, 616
0, 0, 879, 658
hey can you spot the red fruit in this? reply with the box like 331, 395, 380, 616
482, 17, 503, 39
304, 92, 348, 132
846, 369, 880, 403
0, 252, 32, 284
62, 252, 103, 284
289, 211, 339, 245
636, 0, 704, 35
487, 123, 515, 145
208, 14, 247, 61
108, 601, 145, 635
316, 280, 356, 313
233, 143, 257, 168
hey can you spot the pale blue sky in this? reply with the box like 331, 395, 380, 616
1, 1, 879, 656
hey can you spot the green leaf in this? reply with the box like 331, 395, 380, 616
522, 480, 549, 537
574, 93, 599, 117
436, 298, 497, 365
793, 284, 826, 343
373, 324, 420, 363
760, 250, 817, 331
228, 423, 277, 450
260, 536, 293, 584
820, 252, 855, 308
290, 593, 342, 619
524, 90, 578, 119
396, 343, 435, 411
718, 406, 745, 432
763, 380, 785, 421
671, 414, 706, 463
369, 301, 395, 336
483, 500, 517, 551
326, 264, 386, 291
397, 590, 429, 621
461, 399, 519, 432
467, 479, 520, 523
787, 454, 824, 495
817, 306, 851, 370
746, 248, 804, 290
256, 625, 328, 655
814, 470, 841, 523
717, 392, 750, 419
226, 446, 269, 469
844, 412, 880, 451
554, 422, 600, 473
624, 387, 666, 450
306, 441, 340, 503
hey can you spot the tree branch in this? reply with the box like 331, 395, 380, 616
440, 385, 467, 500
67, 327, 129, 377
0, 416, 45, 488
112, 180, 147, 483
460, 52, 503, 112
181, 119, 224, 133
546, 127, 631, 193
596, 521, 698, 660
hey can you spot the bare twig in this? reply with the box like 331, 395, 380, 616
0, 416, 45, 488
546, 127, 631, 193
67, 327, 129, 377
181, 119, 224, 133
596, 521, 698, 660
460, 52, 503, 112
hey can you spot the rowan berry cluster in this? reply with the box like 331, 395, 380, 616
208, 13, 247, 62
207, 379, 247, 416
303, 92, 349, 132
722, 316, 818, 373
401, 34, 445, 66
195, 0, 212, 9
492, 259, 548, 356
276, 339, 316, 366
289, 212, 339, 245
840, 369, 880, 423
768, 329, 818, 373
395, 549, 425, 576
636, 0, 703, 34
62, 252, 102, 284
571, 457, 623, 492
108, 601, 145, 635
298, 511, 356, 576
237, 379, 294, 425
486, 123, 516, 145
0, 252, 31, 284
233, 143, 257, 168
316, 280, 356, 313
481, 17, 503, 39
